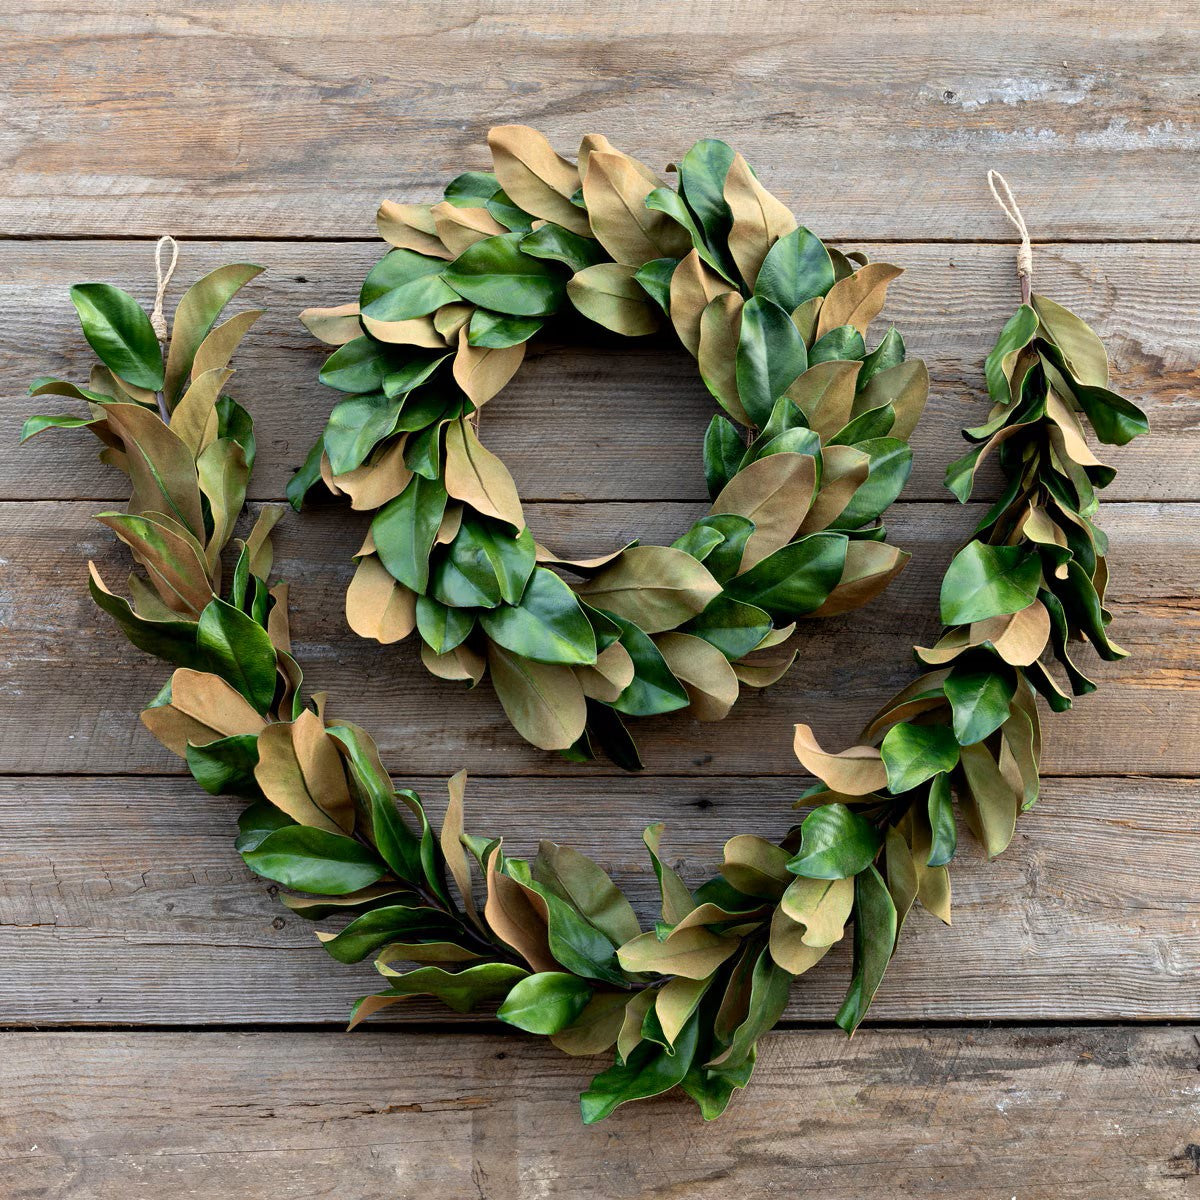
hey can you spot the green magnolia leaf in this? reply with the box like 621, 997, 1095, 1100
287, 437, 324, 511
945, 664, 1016, 745
940, 543, 1042, 625
926, 773, 958, 866
319, 337, 390, 393
382, 351, 451, 399
633, 257, 678, 314
20, 413, 97, 441
809, 324, 866, 365
70, 283, 164, 391
835, 865, 898, 1033
984, 304, 1038, 405
320, 903, 459, 964
443, 232, 566, 317
360, 248, 455, 321
520, 222, 607, 274
88, 566, 203, 668
675, 138, 737, 272
735, 296, 809, 428
1031, 294, 1108, 387
703, 415, 746, 499
196, 597, 278, 714
497, 971, 594, 1034
372, 962, 529, 1014
416, 594, 476, 651
185, 733, 260, 798
371, 473, 449, 593
879, 722, 960, 793
858, 327, 905, 388
580, 1010, 701, 1124
724, 533, 848, 620
604, 611, 690, 717
480, 567, 597, 665
787, 802, 881, 880
672, 514, 755, 584
466, 309, 543, 349
234, 798, 296, 853
322, 395, 401, 475
241, 825, 387, 894
830, 438, 912, 529
684, 595, 772, 660
534, 841, 641, 945
753, 226, 835, 311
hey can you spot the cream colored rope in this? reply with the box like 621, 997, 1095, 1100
987, 170, 1033, 303
150, 234, 179, 340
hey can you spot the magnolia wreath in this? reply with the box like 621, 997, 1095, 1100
23, 138, 1148, 1123
288, 127, 929, 765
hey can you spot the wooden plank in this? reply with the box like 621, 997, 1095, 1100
2, 1027, 1197, 1198
3, 2, 1199, 240
0, 498, 1193, 778
1, 773, 1196, 1025
5, 240, 1197, 503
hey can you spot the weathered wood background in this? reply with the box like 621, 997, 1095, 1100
1, 1, 1197, 1195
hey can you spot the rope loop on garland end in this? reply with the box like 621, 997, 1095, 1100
150, 234, 179, 340
987, 170, 1033, 304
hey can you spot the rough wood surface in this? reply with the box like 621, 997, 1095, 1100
5, 241, 1197, 503
1, 774, 1196, 1025
3, 2, 1199, 240
1, 499, 1192, 777
3, 1027, 1198, 1199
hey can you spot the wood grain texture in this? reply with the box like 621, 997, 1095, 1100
2, 2, 1199, 240
1, 773, 1196, 1025
5, 240, 1197, 503
1, 499, 1192, 777
2, 1027, 1198, 1198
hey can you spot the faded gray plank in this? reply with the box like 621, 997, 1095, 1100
1, 1027, 1198, 1198
2, 2, 1199, 239
1, 774, 1196, 1025
4, 241, 1197, 502
0, 499, 1192, 777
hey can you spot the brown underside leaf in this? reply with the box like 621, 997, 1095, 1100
617, 927, 740, 980
253, 710, 354, 833
346, 553, 417, 644
785, 360, 862, 441
376, 200, 452, 258
300, 303, 362, 346
710, 451, 817, 570
443, 418, 524, 530
332, 436, 413, 511
452, 337, 525, 407
697, 292, 750, 425
487, 644, 586, 751
421, 638, 486, 685
815, 262, 903, 339
582, 150, 691, 266
575, 546, 722, 635
670, 250, 734, 357
361, 314, 447, 348
484, 847, 559, 972
567, 263, 660, 336
793, 724, 888, 795
488, 125, 590, 237
808, 542, 910, 618
141, 667, 268, 757
654, 632, 739, 721
723, 152, 796, 289
431, 201, 509, 257
798, 444, 870, 534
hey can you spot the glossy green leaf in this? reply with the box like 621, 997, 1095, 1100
360, 248, 454, 320
70, 283, 163, 390
185, 733, 260, 798
234, 798, 295, 853
286, 437, 324, 511
703, 414, 746, 499
809, 324, 865, 365
983, 305, 1038, 405
241, 825, 386, 894
603, 610, 690, 717
520, 222, 606, 273
466, 309, 543, 349
19, 413, 96, 441
830, 438, 912, 529
940, 543, 1042, 625
724, 533, 848, 620
684, 595, 772, 660
196, 597, 278, 713
753, 225, 835, 311
318, 336, 390, 393
675, 138, 737, 275
926, 773, 958, 867
787, 802, 881, 880
320, 904, 458, 964
632, 257, 678, 314
857, 326, 905, 388
381, 350, 452, 399
371, 473, 449, 593
480, 567, 597, 665
322, 394, 401, 475
735, 296, 809, 428
945, 664, 1016, 745
371, 962, 529, 1014
497, 971, 594, 1034
443, 232, 566, 317
880, 722, 960, 793
834, 865, 898, 1033
416, 594, 476, 651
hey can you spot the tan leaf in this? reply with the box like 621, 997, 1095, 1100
793, 724, 887, 794
815, 263, 903, 339
791, 296, 823, 345
245, 507, 282, 581
96, 512, 213, 615
798, 445, 870, 534
196, 438, 249, 572
421, 638, 486, 685
576, 546, 721, 634
617, 927, 740, 980
578, 133, 661, 185
768, 908, 833, 975
267, 581, 291, 654
785, 360, 862, 441
779, 875, 854, 946
346, 992, 409, 1031
710, 452, 817, 570
487, 644, 586, 751
441, 769, 480, 927
433, 303, 474, 343
567, 263, 660, 336
360, 313, 446, 348
346, 554, 417, 644
443, 418, 524, 529
719, 834, 792, 897
332, 436, 413, 511
853, 360, 929, 441
299, 303, 361, 346
732, 647, 797, 688
958, 742, 1019, 859
141, 667, 268, 757
192, 309, 264, 373
582, 150, 691, 266
551, 990, 629, 1056
724, 152, 796, 288
484, 847, 559, 972
617, 990, 656, 1062
1046, 388, 1108, 469
909, 811, 952, 925
976, 602, 1052, 666
254, 710, 354, 833
535, 541, 635, 572
573, 641, 636, 703
452, 338, 525, 407
171, 367, 232, 458
807, 542, 909, 618
376, 199, 452, 258
434, 504, 464, 547
654, 632, 739, 721
669, 250, 734, 356
697, 292, 750, 425
431, 201, 509, 257
655, 975, 711, 1045
488, 125, 590, 236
